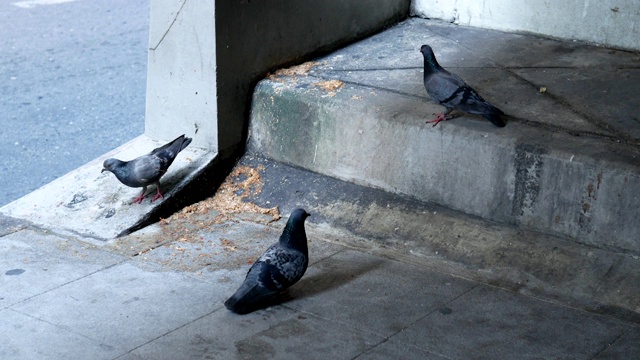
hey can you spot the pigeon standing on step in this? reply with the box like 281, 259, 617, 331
101, 134, 192, 204
225, 208, 311, 315
420, 44, 506, 127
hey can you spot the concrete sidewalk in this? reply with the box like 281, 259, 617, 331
2, 208, 639, 360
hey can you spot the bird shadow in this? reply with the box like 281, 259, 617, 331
282, 255, 385, 302
437, 112, 511, 127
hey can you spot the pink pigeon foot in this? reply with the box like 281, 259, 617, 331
426, 108, 455, 127
151, 187, 164, 202
426, 113, 448, 127
132, 190, 147, 205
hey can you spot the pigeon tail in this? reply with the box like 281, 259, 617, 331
224, 284, 279, 315
483, 113, 506, 127
478, 103, 506, 127
150, 134, 191, 154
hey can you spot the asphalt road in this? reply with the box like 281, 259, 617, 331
0, 0, 149, 206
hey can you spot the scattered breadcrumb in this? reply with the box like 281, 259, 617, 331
311, 79, 345, 97
220, 238, 237, 252
176, 165, 279, 219
268, 61, 319, 80
539, 87, 547, 93
159, 165, 280, 244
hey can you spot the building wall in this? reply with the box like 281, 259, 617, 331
412, 0, 640, 51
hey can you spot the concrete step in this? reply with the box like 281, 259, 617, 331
248, 17, 640, 257
236, 154, 640, 323
0, 135, 217, 241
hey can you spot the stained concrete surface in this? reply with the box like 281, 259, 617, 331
1, 207, 639, 359
392, 285, 628, 359
248, 17, 640, 254
236, 155, 640, 323
0, 214, 27, 237
1, 229, 125, 309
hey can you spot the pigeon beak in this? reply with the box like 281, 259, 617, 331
101, 168, 107, 173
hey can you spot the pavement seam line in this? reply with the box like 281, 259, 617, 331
380, 283, 482, 355
119, 306, 225, 357
587, 330, 626, 360
8, 307, 122, 350
5, 260, 126, 310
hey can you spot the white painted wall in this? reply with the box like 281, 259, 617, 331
145, 0, 217, 150
411, 0, 640, 51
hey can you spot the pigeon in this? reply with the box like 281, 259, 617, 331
101, 134, 192, 204
225, 208, 311, 315
420, 44, 506, 127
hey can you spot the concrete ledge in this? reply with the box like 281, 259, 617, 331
0, 135, 216, 241
248, 18, 640, 255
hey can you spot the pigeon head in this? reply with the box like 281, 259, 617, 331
279, 208, 310, 250
289, 208, 310, 223
420, 44, 442, 71
101, 158, 122, 173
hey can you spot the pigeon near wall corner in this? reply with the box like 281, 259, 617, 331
420, 44, 506, 127
101, 134, 192, 204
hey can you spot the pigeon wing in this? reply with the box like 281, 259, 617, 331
425, 70, 466, 107
224, 244, 307, 314
427, 71, 503, 117
223, 262, 277, 314
148, 134, 184, 155
130, 155, 164, 185
253, 244, 307, 291
150, 135, 192, 173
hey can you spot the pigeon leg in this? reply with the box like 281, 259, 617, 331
426, 108, 454, 127
151, 183, 164, 202
132, 187, 148, 204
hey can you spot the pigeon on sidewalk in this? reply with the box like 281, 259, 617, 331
225, 208, 311, 315
101, 134, 192, 204
420, 44, 506, 127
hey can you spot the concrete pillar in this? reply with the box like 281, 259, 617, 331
145, 0, 217, 151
